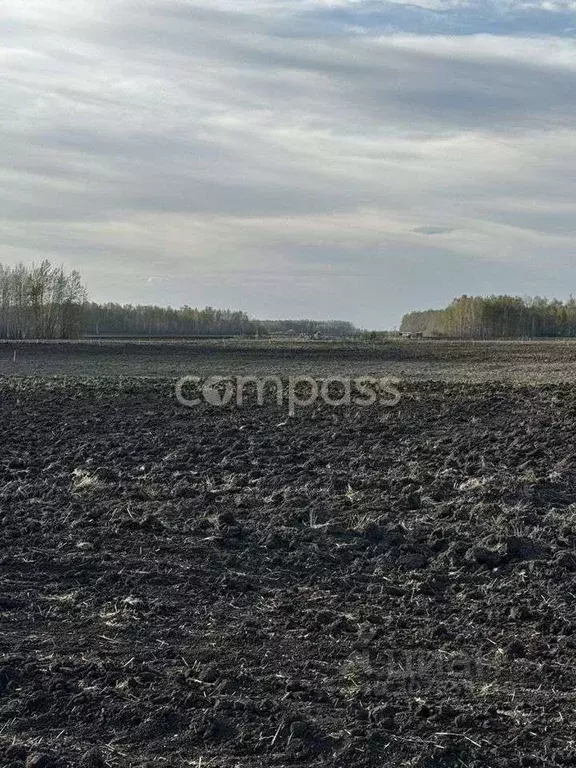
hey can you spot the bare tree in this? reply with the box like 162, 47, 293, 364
0, 262, 87, 339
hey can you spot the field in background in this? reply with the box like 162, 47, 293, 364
2, 337, 576, 381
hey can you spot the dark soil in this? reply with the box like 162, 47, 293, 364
3, 338, 576, 381
1, 375, 576, 766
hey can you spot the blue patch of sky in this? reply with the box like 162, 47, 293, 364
272, 2, 576, 38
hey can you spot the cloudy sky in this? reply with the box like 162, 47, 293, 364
2, 0, 576, 328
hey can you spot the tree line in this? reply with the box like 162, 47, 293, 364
84, 303, 258, 337
401, 295, 576, 338
85, 308, 357, 338
7, 262, 576, 342
0, 261, 359, 339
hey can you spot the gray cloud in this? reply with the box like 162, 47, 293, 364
1, 0, 576, 326
412, 226, 455, 235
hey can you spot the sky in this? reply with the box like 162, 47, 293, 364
2, 0, 576, 329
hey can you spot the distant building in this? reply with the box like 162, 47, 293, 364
399, 331, 423, 339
